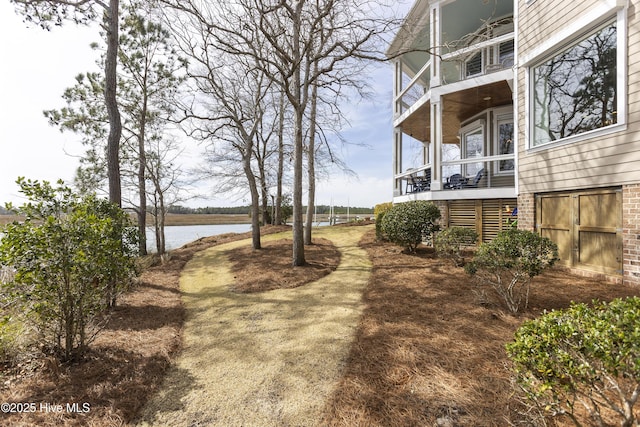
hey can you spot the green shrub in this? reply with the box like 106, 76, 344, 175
381, 201, 441, 252
0, 178, 138, 361
373, 202, 393, 217
435, 226, 479, 266
374, 202, 393, 240
506, 297, 640, 427
0, 315, 25, 365
465, 229, 558, 313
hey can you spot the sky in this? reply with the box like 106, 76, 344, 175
0, 2, 398, 209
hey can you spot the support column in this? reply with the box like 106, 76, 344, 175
394, 60, 403, 117
430, 97, 442, 190
429, 4, 441, 88
393, 128, 403, 197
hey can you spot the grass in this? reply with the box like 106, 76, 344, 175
1, 223, 638, 426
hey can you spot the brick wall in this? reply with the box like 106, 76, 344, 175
517, 193, 535, 231
433, 200, 448, 229
623, 185, 640, 286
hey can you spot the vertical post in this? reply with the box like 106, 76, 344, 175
393, 128, 403, 196
430, 97, 442, 190
430, 4, 441, 88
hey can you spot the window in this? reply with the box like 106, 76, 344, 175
498, 40, 514, 67
460, 120, 484, 177
465, 52, 483, 77
495, 113, 514, 173
531, 20, 617, 147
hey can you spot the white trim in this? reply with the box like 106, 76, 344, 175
493, 108, 515, 175
526, 123, 627, 154
520, 0, 625, 66
526, 10, 627, 150
393, 187, 517, 203
513, 0, 520, 196
460, 119, 485, 178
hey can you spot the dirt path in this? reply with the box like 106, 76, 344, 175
137, 226, 372, 427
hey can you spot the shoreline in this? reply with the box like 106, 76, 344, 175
0, 213, 372, 227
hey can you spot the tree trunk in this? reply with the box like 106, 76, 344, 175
158, 191, 166, 255
304, 62, 319, 245
275, 94, 285, 225
243, 146, 262, 250
291, 1, 305, 266
105, 0, 122, 207
258, 157, 270, 226
137, 91, 148, 256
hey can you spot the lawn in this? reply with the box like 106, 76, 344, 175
0, 224, 637, 426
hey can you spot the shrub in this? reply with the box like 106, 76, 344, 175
0, 178, 138, 361
506, 297, 640, 427
435, 226, 479, 266
0, 315, 26, 365
464, 229, 558, 313
381, 201, 441, 252
374, 202, 393, 240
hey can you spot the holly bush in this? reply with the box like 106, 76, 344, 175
506, 297, 640, 427
380, 201, 440, 252
374, 202, 393, 240
464, 229, 558, 313
435, 226, 479, 266
0, 178, 138, 361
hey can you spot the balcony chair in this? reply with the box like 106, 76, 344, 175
462, 168, 485, 188
444, 173, 466, 189
407, 170, 431, 193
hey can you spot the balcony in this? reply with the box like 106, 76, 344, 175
394, 30, 514, 121
394, 155, 516, 201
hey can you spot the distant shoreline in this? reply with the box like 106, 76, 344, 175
0, 213, 369, 227
0, 213, 252, 227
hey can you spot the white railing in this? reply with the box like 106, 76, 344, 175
395, 154, 515, 196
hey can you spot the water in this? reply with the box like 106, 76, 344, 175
145, 223, 252, 252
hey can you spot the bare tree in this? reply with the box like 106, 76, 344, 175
145, 136, 191, 255
12, 0, 123, 206
167, 7, 276, 249
160, 0, 395, 265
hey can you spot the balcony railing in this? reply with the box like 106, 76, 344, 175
441, 32, 514, 85
395, 154, 515, 197
394, 32, 514, 117
395, 60, 431, 116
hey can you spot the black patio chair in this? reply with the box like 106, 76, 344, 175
462, 168, 485, 188
444, 173, 466, 189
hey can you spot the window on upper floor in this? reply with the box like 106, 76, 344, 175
531, 20, 617, 147
465, 51, 483, 78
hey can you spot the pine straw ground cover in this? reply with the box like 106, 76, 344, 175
0, 225, 293, 427
320, 229, 640, 426
2, 222, 639, 427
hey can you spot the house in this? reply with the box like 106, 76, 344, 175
387, 0, 640, 285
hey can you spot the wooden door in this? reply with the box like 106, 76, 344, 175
537, 194, 572, 266
536, 189, 622, 275
575, 190, 622, 275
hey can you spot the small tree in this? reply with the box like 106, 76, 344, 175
465, 229, 558, 313
506, 297, 640, 427
381, 201, 441, 252
435, 226, 479, 267
0, 178, 137, 361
